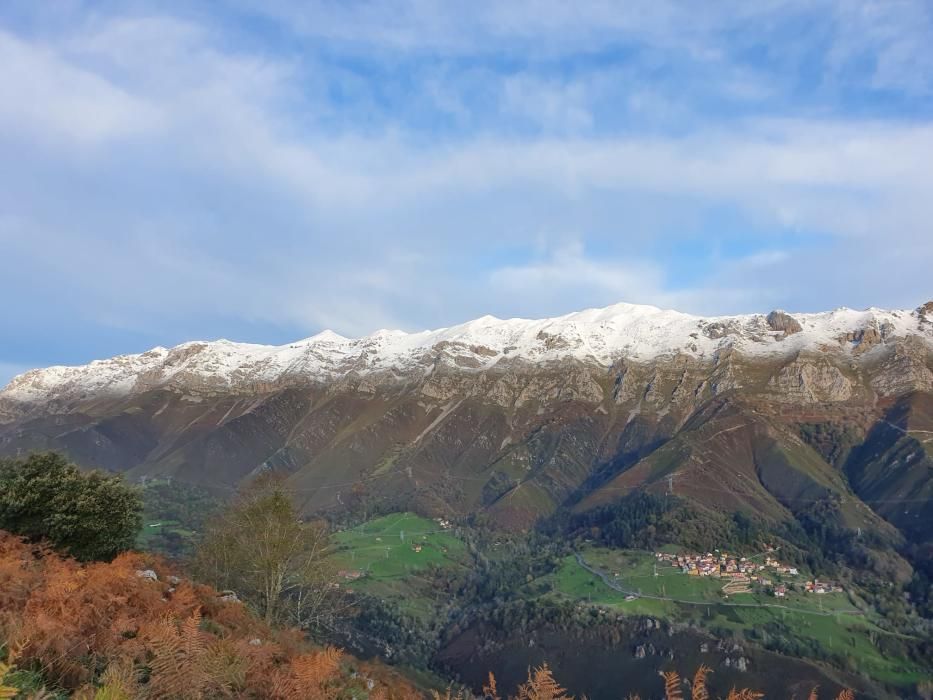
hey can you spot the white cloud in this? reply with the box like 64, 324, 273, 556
0, 29, 162, 144
489, 238, 667, 307
0, 2, 931, 370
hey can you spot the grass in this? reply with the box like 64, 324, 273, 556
549, 554, 676, 617
548, 546, 927, 687
329, 512, 467, 617
136, 519, 195, 549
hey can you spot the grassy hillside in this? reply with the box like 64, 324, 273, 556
329, 512, 467, 617
546, 546, 928, 688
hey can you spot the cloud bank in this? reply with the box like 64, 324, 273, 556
1, 0, 932, 381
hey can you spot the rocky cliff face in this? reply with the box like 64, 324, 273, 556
1, 302, 931, 535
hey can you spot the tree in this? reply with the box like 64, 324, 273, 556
193, 474, 341, 627
0, 452, 142, 561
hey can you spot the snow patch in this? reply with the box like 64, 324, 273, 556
2, 302, 930, 408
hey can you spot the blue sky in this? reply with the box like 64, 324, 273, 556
2, 0, 933, 383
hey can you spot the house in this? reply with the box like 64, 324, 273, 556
411, 543, 423, 553
775, 585, 787, 598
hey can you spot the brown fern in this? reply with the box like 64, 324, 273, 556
515, 663, 572, 700
808, 686, 819, 700
691, 665, 712, 700
430, 690, 469, 700
835, 691, 854, 700
269, 646, 346, 700
662, 670, 683, 700
144, 610, 209, 699
96, 657, 138, 699
483, 672, 500, 700
724, 689, 764, 700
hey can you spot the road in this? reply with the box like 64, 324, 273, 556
573, 552, 864, 618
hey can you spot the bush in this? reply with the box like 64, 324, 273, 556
0, 452, 142, 561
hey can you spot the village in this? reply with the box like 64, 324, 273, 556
655, 549, 843, 597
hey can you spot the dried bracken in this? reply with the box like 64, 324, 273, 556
0, 530, 417, 699
484, 672, 501, 700
691, 665, 712, 700
662, 670, 683, 700
0, 530, 862, 700
724, 689, 765, 700
515, 664, 573, 700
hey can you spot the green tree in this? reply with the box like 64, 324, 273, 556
0, 452, 142, 561
193, 475, 341, 627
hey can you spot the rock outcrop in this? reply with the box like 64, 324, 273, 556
0, 301, 930, 531
766, 310, 802, 336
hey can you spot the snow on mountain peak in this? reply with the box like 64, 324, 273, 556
2, 301, 931, 408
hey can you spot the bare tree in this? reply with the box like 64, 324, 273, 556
194, 474, 343, 628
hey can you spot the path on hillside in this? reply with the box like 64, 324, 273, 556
573, 552, 864, 618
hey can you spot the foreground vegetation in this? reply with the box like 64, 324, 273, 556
0, 453, 927, 698
0, 530, 422, 699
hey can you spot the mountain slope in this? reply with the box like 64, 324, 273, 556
1, 301, 931, 539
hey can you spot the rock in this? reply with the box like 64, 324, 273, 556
634, 644, 647, 659
768, 360, 853, 402
135, 569, 158, 582
766, 310, 802, 336
699, 642, 709, 653
841, 326, 884, 354
168, 575, 181, 585
918, 300, 933, 319
736, 657, 748, 672
249, 638, 261, 646
703, 321, 739, 339
217, 590, 240, 603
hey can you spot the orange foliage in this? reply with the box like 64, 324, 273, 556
0, 530, 419, 698
0, 531, 863, 700
691, 665, 712, 700
662, 670, 683, 700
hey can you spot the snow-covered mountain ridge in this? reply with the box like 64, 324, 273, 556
3, 301, 932, 407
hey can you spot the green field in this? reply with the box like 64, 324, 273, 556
548, 546, 927, 686
136, 519, 196, 550
329, 512, 468, 616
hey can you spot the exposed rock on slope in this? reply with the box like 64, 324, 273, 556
0, 301, 931, 536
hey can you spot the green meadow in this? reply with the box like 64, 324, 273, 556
329, 512, 467, 616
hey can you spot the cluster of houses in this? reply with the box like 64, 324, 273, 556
656, 550, 799, 581
336, 569, 365, 582
434, 517, 452, 530
804, 579, 843, 594
655, 550, 843, 597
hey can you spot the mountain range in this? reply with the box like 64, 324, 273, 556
2, 300, 931, 549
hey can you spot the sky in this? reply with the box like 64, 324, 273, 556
1, 0, 933, 384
